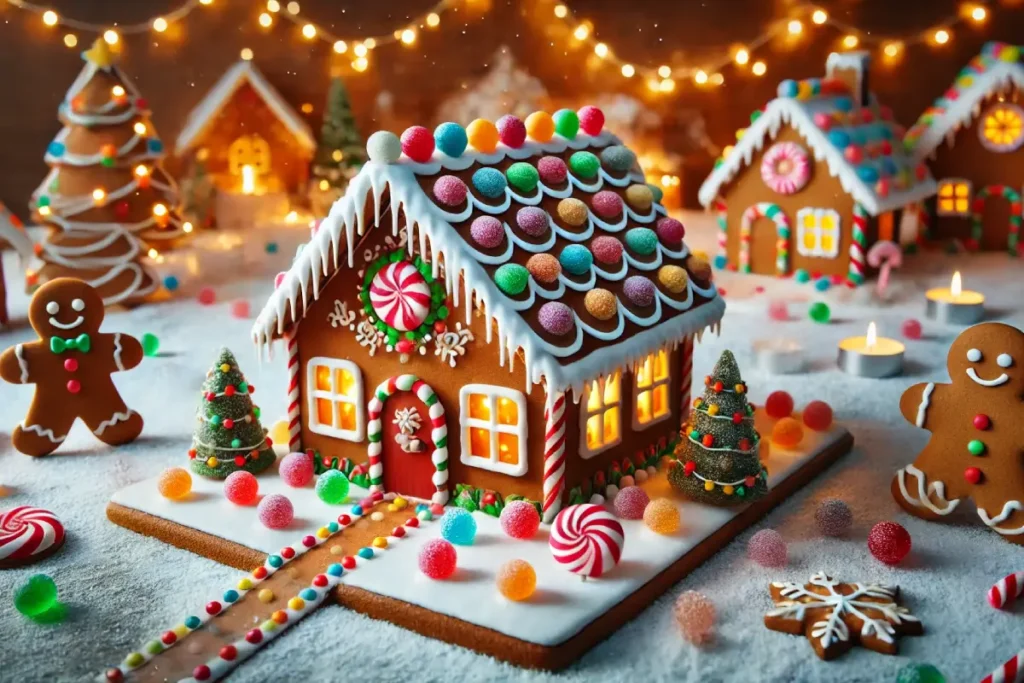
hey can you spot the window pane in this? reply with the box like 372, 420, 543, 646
654, 350, 669, 381
938, 199, 953, 212
820, 232, 835, 254
316, 398, 333, 426
339, 402, 356, 431
335, 369, 356, 398
653, 385, 669, 418
496, 397, 518, 426
636, 355, 654, 389
802, 213, 816, 229
586, 414, 603, 450
497, 433, 519, 465
587, 380, 602, 413
315, 365, 332, 392
604, 373, 620, 404
820, 214, 835, 230
939, 184, 953, 198
955, 183, 969, 198
468, 394, 490, 420
955, 199, 969, 213
603, 406, 620, 443
469, 427, 491, 458
802, 230, 817, 251
636, 389, 652, 424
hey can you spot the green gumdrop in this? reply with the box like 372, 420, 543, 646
141, 333, 160, 357
647, 183, 664, 203
569, 151, 600, 179
506, 162, 539, 193
494, 263, 529, 296
896, 663, 945, 683
625, 228, 658, 256
14, 574, 57, 617
808, 301, 831, 324
315, 469, 350, 504
553, 109, 580, 139
794, 269, 810, 284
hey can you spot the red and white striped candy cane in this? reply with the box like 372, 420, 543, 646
285, 330, 302, 452
680, 336, 694, 421
542, 392, 567, 524
981, 649, 1024, 683
988, 571, 1024, 609
848, 203, 868, 285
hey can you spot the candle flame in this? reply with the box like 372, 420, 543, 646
951, 271, 962, 297
866, 321, 878, 349
241, 165, 255, 195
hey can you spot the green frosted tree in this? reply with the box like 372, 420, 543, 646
181, 152, 215, 229
312, 77, 366, 188
669, 350, 767, 505
189, 348, 276, 478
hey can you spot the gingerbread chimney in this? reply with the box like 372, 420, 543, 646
826, 51, 871, 107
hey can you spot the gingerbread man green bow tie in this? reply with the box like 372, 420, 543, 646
50, 334, 91, 354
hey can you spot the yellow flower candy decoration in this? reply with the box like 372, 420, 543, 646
467, 118, 499, 153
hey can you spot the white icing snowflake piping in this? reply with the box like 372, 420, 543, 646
327, 299, 357, 329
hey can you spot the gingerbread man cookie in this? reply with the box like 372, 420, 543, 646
0, 278, 144, 456
892, 322, 1024, 544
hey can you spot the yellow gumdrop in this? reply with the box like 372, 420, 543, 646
258, 589, 275, 603
269, 420, 290, 446
157, 467, 192, 500
372, 537, 388, 549
644, 498, 681, 534
287, 597, 305, 611
497, 559, 536, 601
237, 578, 253, 591
206, 457, 219, 468
704, 480, 715, 492
723, 485, 735, 495
467, 118, 499, 153
707, 404, 719, 416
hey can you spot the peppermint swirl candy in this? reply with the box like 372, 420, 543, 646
549, 503, 624, 578
369, 261, 431, 332
0, 506, 65, 562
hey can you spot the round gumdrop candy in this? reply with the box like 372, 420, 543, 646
315, 470, 350, 504
230, 299, 250, 319
613, 486, 650, 520
141, 333, 160, 357
578, 105, 605, 135
584, 288, 617, 321
433, 122, 468, 157
494, 263, 530, 296
224, 471, 259, 505
158, 467, 192, 500
418, 538, 457, 579
623, 276, 655, 307
655, 217, 685, 246
500, 500, 541, 539
257, 494, 294, 530
625, 184, 654, 211
400, 126, 434, 162
767, 299, 789, 322
902, 318, 923, 340
525, 111, 554, 142
556, 197, 588, 227
14, 574, 58, 618
771, 417, 804, 448
497, 559, 536, 601
467, 119, 499, 153
471, 167, 507, 199
591, 190, 622, 218
197, 287, 216, 305
808, 301, 831, 324
366, 130, 401, 163
537, 156, 567, 185
896, 663, 945, 683
516, 206, 549, 237
747, 528, 787, 567
560, 244, 593, 276
814, 498, 852, 537
269, 420, 290, 447
432, 175, 467, 207
496, 115, 527, 148
440, 507, 477, 545
658, 265, 688, 294
553, 108, 580, 139
868, 521, 911, 565
506, 162, 540, 193
591, 236, 622, 265
643, 498, 680, 534
600, 145, 635, 173
537, 302, 574, 336
279, 452, 314, 487
625, 228, 658, 256
569, 151, 600, 179
802, 400, 833, 431
470, 216, 504, 249
764, 390, 794, 419
674, 591, 715, 645
526, 253, 560, 284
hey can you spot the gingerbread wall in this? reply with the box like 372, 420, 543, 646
720, 125, 858, 278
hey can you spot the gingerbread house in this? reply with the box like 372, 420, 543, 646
904, 42, 1024, 255
253, 109, 724, 523
698, 52, 936, 285
175, 59, 316, 227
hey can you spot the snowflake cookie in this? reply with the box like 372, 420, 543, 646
764, 572, 923, 660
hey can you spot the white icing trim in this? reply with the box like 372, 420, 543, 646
48, 315, 83, 331
458, 384, 528, 477
966, 367, 1010, 387
93, 410, 135, 436
896, 464, 960, 516
915, 382, 935, 428
15, 345, 28, 383
20, 423, 67, 444
978, 501, 1024, 535
113, 333, 125, 371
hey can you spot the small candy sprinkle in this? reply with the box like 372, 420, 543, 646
206, 600, 222, 615
537, 156, 568, 185
224, 470, 259, 505
600, 145, 636, 173
223, 589, 239, 603
257, 494, 294, 529
370, 511, 385, 522
193, 664, 212, 681
499, 500, 541, 539
440, 507, 477, 545
258, 589, 274, 603
418, 538, 457, 579
578, 105, 605, 135
674, 591, 716, 645
326, 563, 343, 576
496, 115, 527, 148
497, 559, 537, 601
902, 318, 923, 340
525, 111, 555, 142
591, 235, 623, 264
372, 536, 388, 549
14, 574, 58, 618
655, 217, 685, 246
197, 287, 216, 305
288, 597, 304, 610
433, 122, 468, 157
764, 391, 794, 419
560, 244, 593, 276
802, 400, 833, 431
771, 417, 804, 448
748, 529, 787, 567
494, 263, 530, 296
316, 470, 350, 504
767, 299, 789, 322
432, 175, 468, 207
537, 301, 575, 336
141, 333, 160, 357
230, 299, 250, 319
868, 521, 911, 564
124, 653, 145, 668
553, 108, 580, 139
466, 118, 499, 153
526, 253, 561, 284
556, 197, 589, 227
506, 162, 540, 193
657, 265, 688, 294
272, 610, 288, 623
471, 167, 507, 199
400, 126, 434, 162
591, 190, 622, 218
157, 467, 192, 500
584, 288, 617, 321
613, 486, 650, 520
625, 184, 654, 211
184, 615, 201, 629
366, 130, 401, 163
569, 151, 600, 178
808, 301, 831, 324
163, 275, 179, 291
644, 498, 680, 534
623, 276, 656, 307
625, 227, 658, 256
245, 629, 263, 644
516, 207, 549, 237
815, 498, 853, 536
895, 663, 946, 683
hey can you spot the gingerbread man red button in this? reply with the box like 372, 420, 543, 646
965, 467, 983, 485
64, 358, 78, 372
973, 414, 991, 430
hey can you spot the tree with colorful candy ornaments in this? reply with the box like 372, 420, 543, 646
28, 39, 191, 305
669, 350, 767, 505
189, 348, 276, 479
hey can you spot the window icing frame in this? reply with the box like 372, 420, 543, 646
458, 384, 528, 477
306, 357, 365, 442
579, 372, 623, 459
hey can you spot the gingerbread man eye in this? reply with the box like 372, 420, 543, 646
45, 301, 59, 315
997, 353, 1014, 368
71, 298, 85, 312
967, 348, 982, 362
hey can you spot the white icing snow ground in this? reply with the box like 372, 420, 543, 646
0, 212, 1022, 682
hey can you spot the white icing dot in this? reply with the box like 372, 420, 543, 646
997, 353, 1014, 368
45, 301, 59, 314
366, 131, 402, 164
967, 348, 982, 362
71, 298, 85, 311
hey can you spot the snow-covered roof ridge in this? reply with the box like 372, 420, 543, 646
175, 60, 315, 153
904, 42, 1024, 164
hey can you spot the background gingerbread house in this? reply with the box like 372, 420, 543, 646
904, 42, 1024, 256
698, 52, 936, 285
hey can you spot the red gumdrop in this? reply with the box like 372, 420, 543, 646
230, 299, 250, 319
765, 391, 795, 419
279, 452, 314, 487
224, 471, 259, 506
496, 115, 527, 148
613, 486, 650, 520
400, 126, 435, 163
901, 318, 923, 340
257, 494, 294, 530
802, 400, 834, 431
577, 105, 605, 135
499, 500, 541, 540
197, 287, 216, 305
868, 521, 911, 564
418, 538, 457, 579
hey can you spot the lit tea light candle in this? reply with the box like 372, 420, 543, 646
752, 337, 806, 374
925, 271, 984, 325
837, 322, 905, 378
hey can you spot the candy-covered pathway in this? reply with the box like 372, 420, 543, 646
0, 212, 1022, 681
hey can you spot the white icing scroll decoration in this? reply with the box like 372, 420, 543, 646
896, 464, 959, 516
113, 333, 126, 371
15, 344, 29, 383
915, 382, 935, 428
978, 500, 1024, 535
327, 300, 357, 329
93, 409, 135, 436
434, 322, 474, 368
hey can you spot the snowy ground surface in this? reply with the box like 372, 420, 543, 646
1, 212, 1022, 682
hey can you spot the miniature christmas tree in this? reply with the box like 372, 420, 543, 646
181, 151, 216, 229
669, 350, 768, 505
28, 39, 191, 305
312, 76, 366, 189
189, 348, 276, 479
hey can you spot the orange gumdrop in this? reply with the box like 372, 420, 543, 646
771, 417, 804, 449
157, 467, 192, 500
497, 559, 536, 601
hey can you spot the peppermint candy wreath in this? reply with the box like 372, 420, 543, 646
549, 503, 624, 578
359, 250, 449, 350
760, 141, 810, 195
0, 506, 66, 567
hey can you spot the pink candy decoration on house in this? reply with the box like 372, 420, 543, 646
844, 145, 864, 163
901, 318, 922, 340
279, 452, 315, 487
499, 500, 541, 539
767, 299, 789, 321
400, 126, 434, 162
257, 494, 294, 529
470, 216, 504, 248
748, 529, 787, 567
537, 156, 568, 185
591, 236, 623, 264
613, 486, 650, 520
577, 105, 605, 135
591, 191, 623, 218
655, 217, 685, 246
537, 302, 575, 336
516, 207, 549, 237
433, 175, 468, 207
496, 115, 527, 148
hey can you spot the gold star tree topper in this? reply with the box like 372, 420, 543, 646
82, 38, 117, 69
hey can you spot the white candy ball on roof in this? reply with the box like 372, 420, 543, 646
367, 131, 402, 164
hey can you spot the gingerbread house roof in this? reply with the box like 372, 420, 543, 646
253, 111, 725, 396
699, 53, 936, 216
175, 60, 316, 153
904, 42, 1024, 163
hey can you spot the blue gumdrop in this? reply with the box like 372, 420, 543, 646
223, 589, 239, 603
794, 268, 811, 284
357, 547, 374, 559
350, 505, 364, 516
713, 254, 728, 270
326, 563, 343, 577
625, 227, 658, 256
559, 244, 593, 276
433, 122, 468, 158
47, 142, 66, 157
857, 165, 879, 183
439, 507, 477, 546
814, 277, 831, 292
147, 138, 164, 153
807, 78, 821, 95
300, 588, 317, 601
833, 96, 854, 112
777, 79, 799, 98
471, 167, 507, 199
828, 130, 851, 148
163, 275, 179, 291
265, 241, 279, 254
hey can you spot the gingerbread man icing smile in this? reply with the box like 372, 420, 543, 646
0, 278, 144, 456
892, 322, 1024, 544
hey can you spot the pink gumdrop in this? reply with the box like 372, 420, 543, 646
577, 106, 605, 135
433, 175, 468, 207
257, 494, 294, 529
591, 191, 623, 218
590, 236, 623, 265
418, 538, 457, 579
400, 126, 434, 163
674, 591, 716, 645
279, 452, 314, 487
224, 471, 259, 506
655, 217, 685, 246
747, 529, 787, 567
613, 486, 650, 520
499, 500, 541, 540
197, 287, 216, 305
470, 216, 504, 249
230, 299, 250, 319
537, 156, 568, 185
274, 272, 286, 289
767, 299, 789, 322
901, 318, 922, 340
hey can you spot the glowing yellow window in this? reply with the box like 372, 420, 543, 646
581, 372, 621, 458
937, 180, 971, 217
634, 350, 672, 428
980, 103, 1024, 152
307, 358, 364, 441
795, 208, 841, 259
459, 385, 528, 477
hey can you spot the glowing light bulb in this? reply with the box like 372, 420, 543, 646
710, 72, 724, 86
352, 56, 368, 72
554, 4, 568, 19
183, 221, 194, 233
148, 248, 159, 259
426, 12, 440, 27
658, 65, 671, 78
594, 42, 608, 58
153, 17, 168, 32
112, 86, 126, 98
971, 5, 987, 22
318, 179, 330, 191
694, 70, 708, 85
573, 24, 589, 40
752, 61, 767, 76
364, 38, 375, 49
133, 122, 147, 135
42, 10, 58, 26
333, 40, 347, 53
240, 47, 254, 61
38, 206, 51, 217
285, 210, 299, 224
842, 34, 859, 49
92, 188, 106, 203
241, 165, 256, 195
620, 64, 634, 78
64, 34, 77, 48
267, 0, 280, 11
934, 29, 950, 45
286, 1, 300, 14
302, 23, 316, 39
259, 12, 273, 27
735, 48, 749, 65
332, 149, 343, 162
103, 29, 119, 45
134, 165, 149, 177
883, 42, 902, 58
354, 42, 367, 57
660, 78, 675, 92
788, 20, 803, 35
812, 9, 827, 24
400, 28, 416, 45
153, 203, 168, 217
